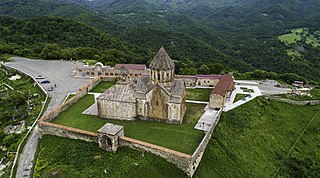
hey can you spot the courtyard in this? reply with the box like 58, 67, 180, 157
52, 93, 206, 154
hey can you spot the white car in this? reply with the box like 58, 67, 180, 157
35, 75, 45, 79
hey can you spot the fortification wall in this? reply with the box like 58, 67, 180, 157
38, 76, 221, 177
41, 77, 103, 123
119, 136, 192, 176
187, 109, 223, 176
39, 122, 98, 143
265, 96, 320, 105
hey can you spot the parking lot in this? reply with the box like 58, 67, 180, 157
5, 57, 90, 178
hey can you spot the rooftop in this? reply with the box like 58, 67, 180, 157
115, 64, 146, 70
196, 75, 221, 79
149, 47, 175, 71
211, 75, 234, 97
175, 75, 221, 79
97, 82, 136, 103
97, 123, 123, 135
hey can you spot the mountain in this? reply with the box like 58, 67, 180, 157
1, 0, 320, 81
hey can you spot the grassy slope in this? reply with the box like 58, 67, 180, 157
279, 28, 320, 47
186, 88, 212, 101
277, 108, 320, 177
279, 29, 302, 44
195, 97, 320, 177
34, 135, 186, 178
52, 94, 205, 154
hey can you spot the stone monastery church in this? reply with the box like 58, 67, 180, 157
97, 47, 186, 124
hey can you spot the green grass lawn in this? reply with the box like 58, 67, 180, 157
286, 49, 301, 58
306, 34, 320, 47
279, 32, 302, 44
234, 93, 246, 103
82, 59, 97, 66
186, 88, 212, 101
195, 97, 320, 177
34, 135, 186, 178
52, 94, 205, 154
279, 28, 320, 47
38, 97, 320, 177
64, 94, 75, 102
277, 108, 320, 177
240, 87, 254, 93
90, 81, 115, 93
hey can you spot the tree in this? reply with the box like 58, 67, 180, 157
198, 64, 210, 74
40, 44, 62, 59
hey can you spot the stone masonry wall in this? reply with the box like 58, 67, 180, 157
39, 76, 115, 137
119, 136, 192, 176
265, 96, 320, 105
187, 109, 223, 177
39, 121, 98, 143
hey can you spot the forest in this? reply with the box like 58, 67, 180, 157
1, 0, 320, 83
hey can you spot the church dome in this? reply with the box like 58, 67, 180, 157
149, 47, 175, 71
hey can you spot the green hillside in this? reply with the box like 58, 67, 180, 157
1, 0, 320, 80
195, 97, 320, 177
34, 97, 320, 177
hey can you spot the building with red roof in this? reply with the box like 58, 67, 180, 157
209, 75, 235, 109
74, 62, 150, 78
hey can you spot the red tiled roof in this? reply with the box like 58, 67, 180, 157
196, 75, 221, 79
211, 75, 235, 97
115, 64, 146, 70
175, 75, 221, 79
175, 75, 197, 79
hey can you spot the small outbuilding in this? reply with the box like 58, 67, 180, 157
97, 123, 124, 152
209, 75, 235, 109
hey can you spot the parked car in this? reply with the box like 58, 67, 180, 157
35, 75, 45, 79
40, 80, 50, 84
48, 86, 53, 91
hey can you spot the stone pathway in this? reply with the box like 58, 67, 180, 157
194, 105, 221, 132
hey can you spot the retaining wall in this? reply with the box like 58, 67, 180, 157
187, 109, 223, 176
119, 136, 192, 176
266, 96, 320, 105
39, 121, 98, 143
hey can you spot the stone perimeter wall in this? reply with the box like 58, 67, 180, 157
39, 121, 98, 143
39, 76, 220, 177
265, 96, 320, 105
187, 109, 223, 176
119, 136, 192, 175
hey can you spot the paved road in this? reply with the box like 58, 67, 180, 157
5, 57, 90, 178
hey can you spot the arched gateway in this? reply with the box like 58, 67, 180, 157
97, 123, 124, 152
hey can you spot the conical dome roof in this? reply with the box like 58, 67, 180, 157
149, 47, 175, 71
